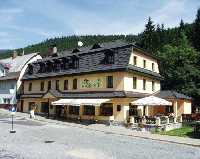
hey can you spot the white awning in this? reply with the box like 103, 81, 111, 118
51, 99, 110, 106
131, 96, 172, 106
51, 99, 74, 106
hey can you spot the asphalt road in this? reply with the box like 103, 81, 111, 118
0, 114, 200, 159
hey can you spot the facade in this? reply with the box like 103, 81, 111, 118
18, 41, 191, 122
0, 52, 42, 108
155, 90, 192, 117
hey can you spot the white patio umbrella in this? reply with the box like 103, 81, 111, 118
131, 96, 172, 106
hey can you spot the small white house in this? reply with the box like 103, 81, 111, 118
0, 52, 42, 108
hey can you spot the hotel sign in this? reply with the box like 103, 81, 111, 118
81, 78, 103, 88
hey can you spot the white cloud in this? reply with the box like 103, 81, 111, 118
150, 0, 187, 27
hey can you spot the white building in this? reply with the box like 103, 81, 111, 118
0, 52, 42, 108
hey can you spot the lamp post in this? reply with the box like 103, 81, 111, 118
10, 106, 16, 133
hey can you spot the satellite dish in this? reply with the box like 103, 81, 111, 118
78, 41, 83, 47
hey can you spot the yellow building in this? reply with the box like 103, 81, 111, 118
18, 41, 191, 123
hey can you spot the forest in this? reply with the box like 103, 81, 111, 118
0, 8, 200, 108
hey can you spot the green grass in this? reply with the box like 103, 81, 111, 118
157, 125, 193, 137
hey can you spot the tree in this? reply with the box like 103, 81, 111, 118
157, 32, 200, 105
193, 8, 200, 51
140, 17, 156, 53
179, 19, 185, 32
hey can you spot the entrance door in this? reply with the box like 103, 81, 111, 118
21, 100, 24, 112
41, 102, 49, 116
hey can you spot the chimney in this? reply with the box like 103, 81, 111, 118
12, 50, 18, 59
22, 50, 25, 56
48, 44, 57, 56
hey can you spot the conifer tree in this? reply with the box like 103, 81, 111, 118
193, 8, 200, 51
140, 17, 156, 53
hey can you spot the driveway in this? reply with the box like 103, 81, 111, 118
0, 113, 200, 159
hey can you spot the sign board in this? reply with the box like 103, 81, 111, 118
10, 107, 16, 115
80, 78, 103, 89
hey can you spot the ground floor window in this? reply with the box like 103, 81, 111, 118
165, 106, 173, 113
69, 106, 79, 115
100, 103, 113, 116
83, 105, 95, 115
129, 104, 138, 116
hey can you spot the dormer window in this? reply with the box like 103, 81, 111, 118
61, 57, 69, 70
53, 59, 61, 72
72, 48, 80, 53
91, 43, 101, 50
104, 50, 114, 64
28, 64, 33, 75
46, 61, 53, 72
38, 62, 46, 73
69, 56, 79, 69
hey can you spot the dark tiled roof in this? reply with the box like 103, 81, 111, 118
23, 41, 161, 80
155, 90, 192, 100
21, 90, 149, 99
0, 72, 20, 81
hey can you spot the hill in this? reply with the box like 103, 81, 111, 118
0, 35, 139, 59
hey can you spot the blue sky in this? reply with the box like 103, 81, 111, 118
0, 0, 200, 49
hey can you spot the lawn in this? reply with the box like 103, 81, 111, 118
157, 124, 193, 137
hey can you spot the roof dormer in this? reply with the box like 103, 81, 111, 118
91, 43, 101, 50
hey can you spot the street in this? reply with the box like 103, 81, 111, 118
0, 113, 200, 159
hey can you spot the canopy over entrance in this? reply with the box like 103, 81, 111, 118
51, 99, 110, 106
131, 96, 172, 106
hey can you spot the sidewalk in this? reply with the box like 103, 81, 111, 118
1, 109, 200, 147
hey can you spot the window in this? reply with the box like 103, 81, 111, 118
143, 79, 146, 90
133, 56, 137, 65
38, 63, 46, 73
69, 106, 79, 115
40, 81, 44, 91
104, 51, 114, 64
11, 84, 15, 89
107, 76, 113, 88
152, 81, 155, 91
48, 81, 51, 90
117, 105, 121, 111
143, 60, 146, 68
74, 58, 79, 69
64, 80, 68, 90
73, 79, 77, 89
100, 103, 113, 116
165, 106, 173, 113
133, 77, 137, 89
7, 99, 10, 104
28, 83, 32, 91
28, 65, 33, 74
56, 80, 59, 90
83, 105, 95, 115
70, 56, 79, 69
129, 104, 138, 116
152, 63, 155, 71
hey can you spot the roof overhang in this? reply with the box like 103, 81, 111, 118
51, 98, 110, 106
